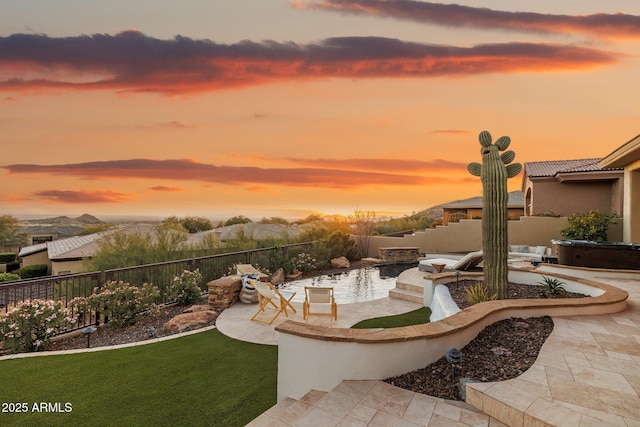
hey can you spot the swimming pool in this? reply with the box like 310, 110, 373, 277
279, 264, 414, 304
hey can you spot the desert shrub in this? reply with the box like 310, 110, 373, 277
0, 299, 76, 353
266, 249, 294, 275
538, 276, 565, 295
291, 252, 316, 273
0, 253, 17, 263
0, 272, 21, 282
325, 231, 358, 260
465, 283, 498, 305
71, 281, 159, 327
167, 269, 203, 305
16, 264, 48, 279
561, 210, 615, 242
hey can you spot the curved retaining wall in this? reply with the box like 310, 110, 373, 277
275, 267, 628, 401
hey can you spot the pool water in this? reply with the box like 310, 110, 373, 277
279, 264, 415, 304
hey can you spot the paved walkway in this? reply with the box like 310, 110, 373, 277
218, 267, 640, 426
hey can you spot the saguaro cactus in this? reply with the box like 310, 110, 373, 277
467, 130, 522, 299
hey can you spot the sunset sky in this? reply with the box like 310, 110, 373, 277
2, 1, 640, 222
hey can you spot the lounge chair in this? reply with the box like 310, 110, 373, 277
419, 250, 484, 272
249, 280, 297, 325
302, 286, 337, 327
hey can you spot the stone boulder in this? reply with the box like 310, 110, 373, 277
271, 268, 285, 285
162, 310, 218, 333
331, 256, 350, 269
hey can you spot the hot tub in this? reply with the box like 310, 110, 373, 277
552, 239, 640, 270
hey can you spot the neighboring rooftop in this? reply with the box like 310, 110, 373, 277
524, 158, 621, 178
442, 191, 524, 209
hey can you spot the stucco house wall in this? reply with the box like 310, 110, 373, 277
20, 250, 52, 275
524, 179, 619, 216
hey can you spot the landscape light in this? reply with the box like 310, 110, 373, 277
82, 326, 97, 348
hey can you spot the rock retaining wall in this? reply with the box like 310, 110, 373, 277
207, 276, 242, 309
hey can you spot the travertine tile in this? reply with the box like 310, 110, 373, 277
294, 406, 341, 427
547, 377, 640, 420
402, 392, 436, 425
347, 402, 377, 424
524, 398, 581, 427
584, 352, 640, 376
459, 407, 490, 427
426, 413, 469, 427
557, 401, 628, 426
507, 379, 552, 400
480, 395, 524, 427
518, 364, 549, 386
334, 380, 377, 400
567, 364, 637, 395
368, 410, 421, 427
336, 415, 367, 427
361, 381, 415, 418
314, 389, 361, 420
483, 381, 539, 412
434, 400, 462, 420
592, 331, 640, 355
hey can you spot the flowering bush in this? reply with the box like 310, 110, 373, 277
291, 252, 317, 273
168, 269, 203, 305
71, 281, 159, 328
0, 299, 76, 353
561, 210, 616, 242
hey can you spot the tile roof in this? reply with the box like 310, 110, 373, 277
524, 158, 621, 178
443, 191, 524, 208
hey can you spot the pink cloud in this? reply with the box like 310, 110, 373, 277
293, 0, 640, 41
4, 158, 453, 188
0, 31, 618, 95
33, 189, 134, 204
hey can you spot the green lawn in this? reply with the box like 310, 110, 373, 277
351, 307, 431, 329
0, 329, 277, 427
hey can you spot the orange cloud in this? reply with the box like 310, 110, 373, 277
294, 0, 640, 41
4, 158, 455, 188
0, 31, 618, 95
33, 190, 134, 204
283, 157, 468, 172
148, 186, 185, 192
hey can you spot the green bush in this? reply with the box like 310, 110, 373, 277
167, 269, 204, 305
0, 272, 21, 282
16, 264, 48, 279
0, 252, 17, 263
5, 261, 20, 272
0, 299, 76, 353
561, 210, 616, 242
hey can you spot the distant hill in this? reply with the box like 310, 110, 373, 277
24, 214, 104, 226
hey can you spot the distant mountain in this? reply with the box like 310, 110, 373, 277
25, 214, 104, 226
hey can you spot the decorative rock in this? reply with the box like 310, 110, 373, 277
162, 310, 218, 333
286, 270, 303, 280
271, 268, 285, 285
182, 304, 210, 313
331, 256, 350, 268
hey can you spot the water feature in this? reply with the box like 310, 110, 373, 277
279, 264, 415, 304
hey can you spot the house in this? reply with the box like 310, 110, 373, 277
18, 223, 202, 275
441, 191, 524, 225
522, 159, 623, 217
599, 133, 640, 243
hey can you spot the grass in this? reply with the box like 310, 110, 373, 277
0, 329, 277, 427
351, 307, 431, 329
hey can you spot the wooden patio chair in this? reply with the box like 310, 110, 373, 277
249, 280, 296, 325
303, 286, 337, 327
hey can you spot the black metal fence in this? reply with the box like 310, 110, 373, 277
0, 242, 312, 333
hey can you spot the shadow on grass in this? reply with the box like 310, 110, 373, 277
0, 329, 276, 427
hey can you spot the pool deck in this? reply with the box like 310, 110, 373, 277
221, 266, 640, 427
216, 297, 422, 345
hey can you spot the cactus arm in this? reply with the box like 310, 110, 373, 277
467, 162, 482, 176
